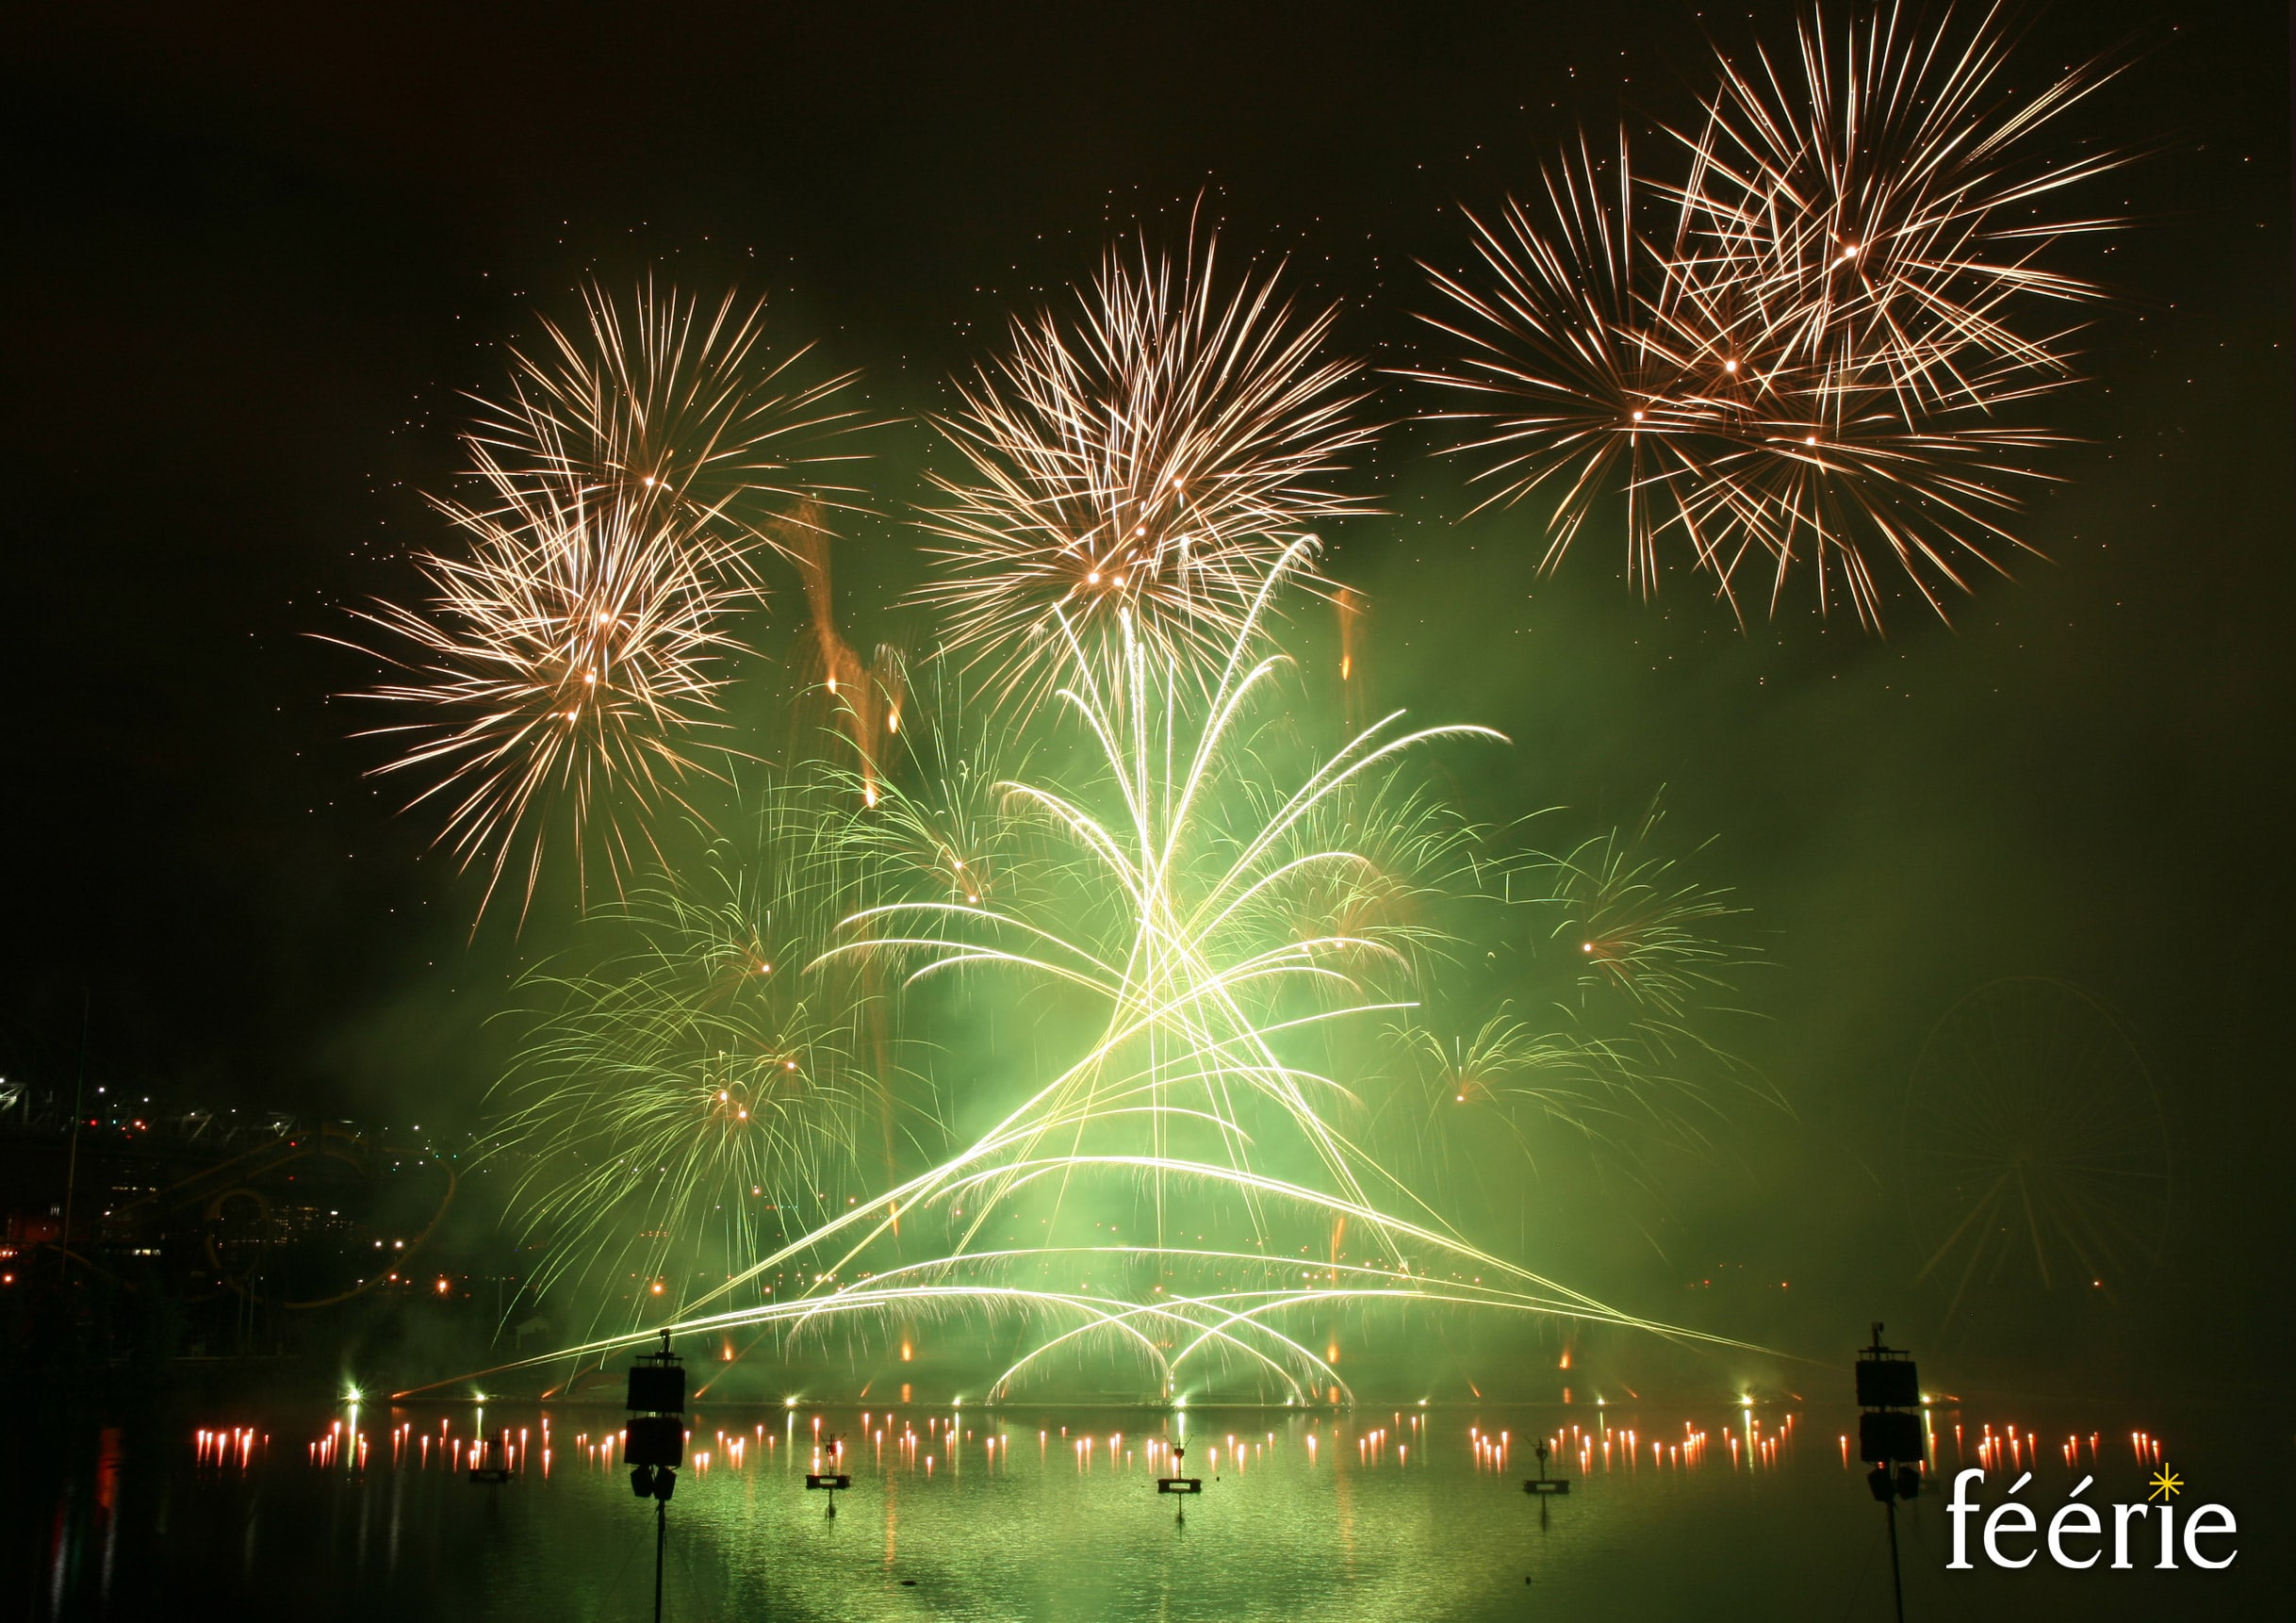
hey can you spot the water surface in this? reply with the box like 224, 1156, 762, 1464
12, 1394, 2282, 1620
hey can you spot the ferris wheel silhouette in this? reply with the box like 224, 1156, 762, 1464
1903, 978, 2171, 1326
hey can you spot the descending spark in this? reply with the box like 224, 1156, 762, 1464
913, 229, 1378, 710
344, 281, 865, 919
779, 508, 906, 806
1333, 583, 1369, 731
1414, 4, 2127, 626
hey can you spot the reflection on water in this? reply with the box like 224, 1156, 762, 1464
9, 1395, 2278, 1620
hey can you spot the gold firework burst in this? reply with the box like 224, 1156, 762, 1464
345, 281, 865, 919
1414, 4, 2128, 625
914, 229, 1377, 707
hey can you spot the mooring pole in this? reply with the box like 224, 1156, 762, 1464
1883, 1494, 1906, 1623
1856, 1321, 1919, 1623
654, 1496, 666, 1623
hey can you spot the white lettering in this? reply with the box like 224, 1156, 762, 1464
2112, 1501, 2148, 1568
1946, 1468, 1986, 1568
1984, 1501, 2038, 1568
2183, 1504, 2237, 1569
2047, 1477, 2101, 1570
1947, 1476, 2235, 1579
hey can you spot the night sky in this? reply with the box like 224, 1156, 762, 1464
4, 3, 2288, 1372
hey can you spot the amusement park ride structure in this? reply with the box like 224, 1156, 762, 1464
25, 1120, 459, 1312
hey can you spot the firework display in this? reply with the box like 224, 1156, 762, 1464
493, 793, 929, 1318
1414, 4, 2124, 624
333, 3, 2130, 1402
439, 531, 1759, 1400
25, 0, 2281, 1609
1378, 807, 1768, 1214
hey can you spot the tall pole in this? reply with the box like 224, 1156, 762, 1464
1856, 1321, 1920, 1623
1883, 1496, 1906, 1623
654, 1497, 666, 1623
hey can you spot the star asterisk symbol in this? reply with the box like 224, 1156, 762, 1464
2146, 1466, 2183, 1501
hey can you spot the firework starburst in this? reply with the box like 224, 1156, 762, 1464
472, 279, 868, 546
915, 231, 1377, 706
1415, 3, 2127, 625
346, 281, 863, 918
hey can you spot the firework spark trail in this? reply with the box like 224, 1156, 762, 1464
829, 543, 1500, 1246
1374, 803, 1772, 1209
349, 463, 756, 917
343, 281, 865, 919
780, 511, 910, 806
913, 229, 1377, 712
488, 792, 937, 1320
1676, 2, 2125, 411
1537, 806, 1750, 1022
403, 1218, 1766, 1406
434, 543, 1763, 1400
471, 279, 869, 545
1414, 3, 2129, 625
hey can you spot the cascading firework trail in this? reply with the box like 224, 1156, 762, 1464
1413, 2, 2128, 625
491, 790, 938, 1320
438, 545, 1763, 1402
344, 281, 864, 919
913, 228, 1377, 713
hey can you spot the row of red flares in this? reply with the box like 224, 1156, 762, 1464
1486, 1418, 1737, 1476
1045, 1426, 1256, 1475
291, 1417, 557, 1477
206, 1404, 2193, 1488
1836, 1418, 1928, 1477
1731, 1412, 1791, 1471
193, 1427, 262, 1467
307, 1418, 367, 1471
1354, 1426, 1404, 1468
1960, 1421, 2165, 1473
860, 1409, 1007, 1476
1825, 1418, 2169, 1476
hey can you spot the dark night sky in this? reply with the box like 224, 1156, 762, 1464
3, 3, 2289, 1369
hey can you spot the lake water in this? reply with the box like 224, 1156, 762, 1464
10, 1394, 2283, 1620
